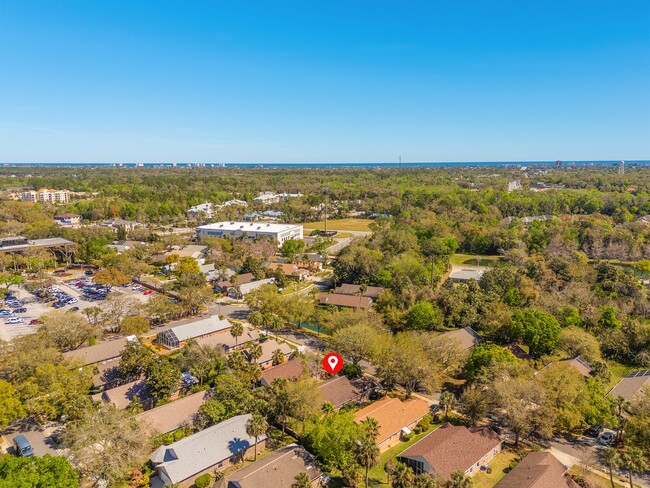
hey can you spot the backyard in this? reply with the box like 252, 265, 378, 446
303, 218, 373, 233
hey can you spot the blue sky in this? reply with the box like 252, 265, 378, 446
0, 1, 648, 163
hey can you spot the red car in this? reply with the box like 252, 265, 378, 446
143, 290, 155, 295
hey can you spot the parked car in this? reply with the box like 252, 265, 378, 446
5, 317, 24, 324
13, 307, 27, 313
84, 269, 94, 276
13, 435, 34, 457
66, 298, 78, 304
53, 302, 66, 309
143, 290, 154, 295
0, 309, 12, 315
586, 424, 604, 437
29, 319, 41, 325
68, 307, 80, 312
599, 431, 615, 445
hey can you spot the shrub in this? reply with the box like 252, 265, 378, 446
195, 473, 212, 488
417, 414, 432, 431
486, 467, 492, 474
340, 363, 362, 379
173, 429, 185, 441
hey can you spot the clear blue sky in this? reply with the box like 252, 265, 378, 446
1, 1, 649, 163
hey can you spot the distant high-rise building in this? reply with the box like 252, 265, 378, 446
618, 160, 625, 174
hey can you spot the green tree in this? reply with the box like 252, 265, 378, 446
386, 460, 414, 488
248, 342, 263, 363
356, 434, 380, 488
182, 342, 226, 385
198, 398, 227, 426
0, 454, 79, 488
329, 323, 383, 365
449, 470, 473, 488
598, 447, 621, 488
459, 385, 489, 426
230, 321, 243, 347
405, 301, 444, 330
599, 306, 622, 329
503, 309, 561, 359
245, 413, 268, 461
464, 344, 517, 381
120, 314, 151, 335
38, 310, 100, 351
280, 239, 305, 261
272, 348, 286, 365
621, 448, 647, 488
93, 267, 132, 287
0, 379, 25, 429
439, 391, 456, 421
118, 341, 157, 381
291, 472, 312, 488
145, 359, 181, 401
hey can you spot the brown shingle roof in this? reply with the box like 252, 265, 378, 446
63, 337, 129, 366
440, 327, 483, 351
222, 444, 322, 488
318, 376, 361, 408
398, 423, 501, 481
494, 451, 578, 488
137, 389, 210, 434
260, 357, 304, 386
318, 292, 372, 309
559, 356, 592, 378
99, 380, 150, 409
334, 283, 385, 299
355, 397, 430, 445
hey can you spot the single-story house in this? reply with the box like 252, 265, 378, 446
165, 244, 208, 260
267, 262, 309, 281
53, 213, 82, 226
439, 327, 483, 351
255, 339, 294, 370
334, 283, 385, 299
559, 356, 592, 378
236, 278, 276, 297
195, 326, 260, 352
448, 266, 486, 283
92, 379, 152, 410
63, 336, 135, 367
199, 263, 219, 282
494, 451, 578, 488
260, 357, 304, 387
354, 396, 431, 451
91, 361, 122, 390
151, 414, 268, 487
137, 389, 211, 434
220, 443, 323, 488
318, 292, 372, 310
318, 376, 363, 409
157, 316, 231, 350
398, 424, 502, 480
215, 272, 256, 292
608, 369, 650, 402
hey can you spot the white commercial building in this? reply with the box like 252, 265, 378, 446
21, 188, 70, 204
196, 221, 303, 244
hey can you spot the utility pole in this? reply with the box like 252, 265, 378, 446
323, 186, 329, 235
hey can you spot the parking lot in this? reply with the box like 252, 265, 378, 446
0, 271, 155, 343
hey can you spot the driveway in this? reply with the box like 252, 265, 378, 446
1, 421, 63, 457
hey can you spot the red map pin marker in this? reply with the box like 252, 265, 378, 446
323, 352, 344, 374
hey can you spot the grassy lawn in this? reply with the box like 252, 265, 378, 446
303, 218, 373, 232
365, 424, 442, 487
568, 465, 632, 488
279, 281, 313, 295
450, 253, 503, 266
472, 450, 518, 488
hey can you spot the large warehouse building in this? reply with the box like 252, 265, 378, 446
196, 221, 303, 244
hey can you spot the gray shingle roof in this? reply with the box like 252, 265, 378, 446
168, 317, 231, 342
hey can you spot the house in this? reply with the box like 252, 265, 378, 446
214, 273, 256, 294
236, 278, 276, 297
608, 369, 650, 402
100, 219, 142, 232
137, 389, 211, 434
334, 283, 385, 299
157, 316, 231, 350
318, 293, 372, 310
260, 357, 304, 387
196, 221, 303, 245
448, 266, 487, 283
195, 326, 260, 352
165, 244, 208, 261
559, 356, 592, 378
63, 336, 134, 367
53, 213, 82, 226
318, 376, 363, 408
199, 263, 219, 282
220, 444, 323, 488
186, 202, 215, 219
92, 379, 152, 410
398, 424, 502, 480
439, 327, 483, 351
495, 451, 578, 488
354, 396, 431, 451
255, 339, 294, 369
267, 262, 309, 281
150, 414, 268, 487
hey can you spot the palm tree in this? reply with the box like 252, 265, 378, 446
613, 396, 629, 443
291, 472, 311, 488
248, 342, 263, 363
248, 310, 264, 330
245, 413, 268, 461
229, 350, 248, 370
449, 471, 473, 488
361, 417, 380, 440
388, 460, 414, 488
355, 435, 380, 488
321, 401, 335, 415
272, 348, 286, 365
621, 448, 648, 488
598, 447, 621, 488
439, 391, 455, 421
268, 314, 285, 339
358, 283, 368, 309
230, 321, 244, 348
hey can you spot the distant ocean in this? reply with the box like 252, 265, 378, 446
0, 160, 649, 168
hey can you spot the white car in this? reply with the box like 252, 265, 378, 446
5, 317, 24, 324
599, 431, 615, 445
67, 298, 78, 304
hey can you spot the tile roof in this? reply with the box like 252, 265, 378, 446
494, 451, 578, 488
318, 376, 361, 408
137, 389, 211, 434
399, 423, 501, 481
222, 444, 322, 488
318, 292, 372, 309
151, 414, 267, 485
260, 357, 303, 386
354, 397, 430, 445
